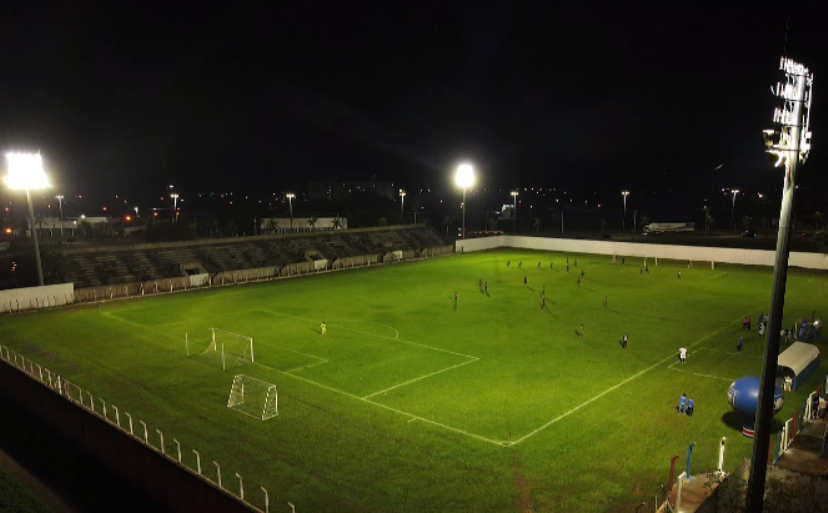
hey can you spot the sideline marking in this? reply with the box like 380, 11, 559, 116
694, 372, 734, 382
700, 272, 728, 283
362, 358, 479, 399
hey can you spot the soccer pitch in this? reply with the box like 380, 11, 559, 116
2, 249, 827, 512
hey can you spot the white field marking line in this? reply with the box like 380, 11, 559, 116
284, 359, 329, 373
261, 310, 479, 360
408, 417, 418, 423
668, 362, 685, 372
693, 373, 735, 381
271, 366, 504, 446
510, 310, 755, 446
327, 319, 400, 340
362, 358, 480, 399
700, 272, 728, 283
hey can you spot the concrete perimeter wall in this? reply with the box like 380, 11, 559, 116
0, 283, 75, 313
456, 236, 828, 270
0, 357, 256, 513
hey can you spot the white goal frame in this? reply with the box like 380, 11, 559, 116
205, 328, 254, 370
612, 253, 655, 266
227, 374, 278, 420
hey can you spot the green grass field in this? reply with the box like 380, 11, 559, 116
2, 249, 827, 512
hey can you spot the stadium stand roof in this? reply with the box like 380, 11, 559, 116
777, 342, 820, 392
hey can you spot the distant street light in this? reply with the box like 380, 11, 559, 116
622, 191, 630, 232
134, 206, 139, 217
510, 191, 519, 234
286, 193, 295, 232
4, 152, 50, 286
56, 195, 64, 236
731, 189, 740, 231
399, 189, 406, 224
454, 163, 475, 239
170, 193, 179, 223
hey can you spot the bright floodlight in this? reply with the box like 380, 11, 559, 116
455, 163, 475, 188
4, 152, 49, 190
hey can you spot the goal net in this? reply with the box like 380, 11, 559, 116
200, 328, 254, 370
612, 253, 655, 266
227, 375, 278, 420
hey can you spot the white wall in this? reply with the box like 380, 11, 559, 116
456, 236, 828, 271
0, 283, 75, 313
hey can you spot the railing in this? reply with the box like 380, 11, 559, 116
0, 343, 293, 513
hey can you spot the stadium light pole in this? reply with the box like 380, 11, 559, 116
286, 193, 295, 232
170, 193, 179, 223
56, 195, 64, 236
746, 56, 813, 513
511, 191, 518, 234
730, 190, 740, 231
455, 163, 475, 239
622, 191, 630, 232
4, 152, 49, 286
399, 189, 406, 224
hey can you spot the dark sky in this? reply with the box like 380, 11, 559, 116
0, 1, 824, 199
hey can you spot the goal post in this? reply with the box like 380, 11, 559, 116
612, 253, 652, 266
227, 375, 278, 420
200, 328, 254, 370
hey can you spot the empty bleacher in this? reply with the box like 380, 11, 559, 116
60, 226, 451, 289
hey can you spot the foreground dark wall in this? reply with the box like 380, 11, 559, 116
0, 359, 255, 513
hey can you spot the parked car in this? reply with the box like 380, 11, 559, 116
741, 231, 756, 238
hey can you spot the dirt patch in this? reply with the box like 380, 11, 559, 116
512, 457, 534, 513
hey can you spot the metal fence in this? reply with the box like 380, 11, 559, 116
0, 344, 296, 513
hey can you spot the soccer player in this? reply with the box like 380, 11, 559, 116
537, 262, 542, 269
678, 393, 687, 414
679, 346, 687, 363
581, 269, 585, 279
603, 296, 608, 308
574, 259, 578, 267
645, 264, 649, 273
640, 267, 644, 275
524, 276, 527, 286
737, 337, 743, 352
507, 261, 510, 267
621, 257, 626, 266
579, 323, 584, 339
454, 292, 458, 303
542, 297, 546, 309
484, 282, 488, 294
542, 285, 546, 296
321, 321, 327, 337
577, 277, 581, 286
622, 334, 628, 349
519, 262, 522, 269
550, 262, 554, 270
687, 397, 695, 417
678, 271, 682, 278
566, 264, 570, 273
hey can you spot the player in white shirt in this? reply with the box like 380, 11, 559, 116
679, 347, 688, 363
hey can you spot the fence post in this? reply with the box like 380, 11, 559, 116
156, 429, 164, 454
112, 405, 120, 427
125, 413, 133, 435
193, 450, 201, 475
236, 473, 243, 501
675, 471, 687, 511
213, 461, 221, 488
667, 454, 680, 492
139, 420, 148, 443
289, 501, 296, 513
87, 391, 94, 412
261, 487, 269, 513
717, 437, 726, 475
99, 398, 107, 418
173, 439, 181, 464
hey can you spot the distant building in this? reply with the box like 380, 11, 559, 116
259, 217, 348, 233
308, 178, 395, 201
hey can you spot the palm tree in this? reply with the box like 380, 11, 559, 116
207, 219, 219, 237
332, 217, 342, 230
307, 216, 318, 230
815, 211, 823, 230
639, 215, 650, 230
189, 220, 199, 237
706, 215, 715, 232
442, 216, 452, 235
379, 217, 388, 226
267, 218, 279, 234
533, 217, 542, 233
77, 219, 92, 238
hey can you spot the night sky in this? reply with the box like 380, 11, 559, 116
0, 2, 825, 201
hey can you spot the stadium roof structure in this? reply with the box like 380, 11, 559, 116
777, 342, 820, 392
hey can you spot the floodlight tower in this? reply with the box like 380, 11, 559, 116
622, 191, 630, 232
3, 152, 50, 286
511, 191, 519, 234
746, 56, 813, 513
56, 195, 64, 236
454, 163, 475, 239
730, 190, 740, 231
286, 193, 295, 232
170, 193, 179, 223
399, 189, 406, 223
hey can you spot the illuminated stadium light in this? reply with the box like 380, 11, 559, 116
454, 163, 475, 239
3, 152, 49, 285
747, 56, 814, 511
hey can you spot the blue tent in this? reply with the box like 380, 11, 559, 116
777, 342, 821, 392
